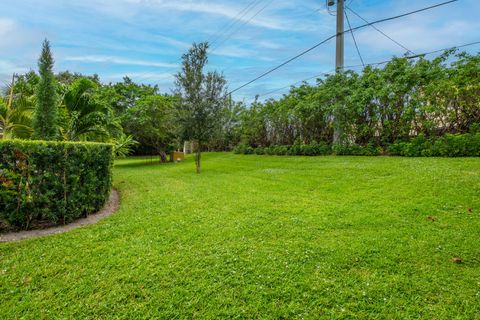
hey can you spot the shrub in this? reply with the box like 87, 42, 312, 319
300, 143, 315, 156
233, 143, 254, 154
435, 133, 480, 157
311, 141, 332, 155
264, 146, 274, 155
272, 145, 289, 155
386, 142, 405, 156
470, 123, 480, 134
235, 142, 333, 156
332, 143, 380, 156
233, 144, 247, 154
388, 133, 480, 157
0, 140, 114, 229
234, 133, 480, 157
287, 143, 302, 156
254, 147, 265, 155
244, 146, 254, 155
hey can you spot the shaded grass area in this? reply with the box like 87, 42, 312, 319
1, 153, 480, 319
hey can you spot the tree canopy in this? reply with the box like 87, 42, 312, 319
2, 40, 479, 164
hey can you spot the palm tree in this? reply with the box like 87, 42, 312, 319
112, 133, 138, 158
60, 77, 119, 141
0, 75, 34, 140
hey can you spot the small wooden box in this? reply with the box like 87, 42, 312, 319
171, 151, 185, 162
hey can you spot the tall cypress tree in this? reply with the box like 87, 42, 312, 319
32, 39, 58, 140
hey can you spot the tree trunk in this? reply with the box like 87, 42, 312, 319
195, 142, 201, 174
159, 151, 167, 163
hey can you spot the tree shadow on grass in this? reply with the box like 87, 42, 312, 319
114, 159, 172, 169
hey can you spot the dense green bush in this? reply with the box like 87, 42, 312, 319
333, 142, 382, 156
236, 52, 480, 150
233, 144, 254, 154
235, 142, 333, 156
235, 133, 480, 157
254, 147, 265, 155
388, 133, 480, 157
0, 140, 114, 229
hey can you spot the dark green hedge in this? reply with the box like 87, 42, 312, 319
234, 133, 480, 157
388, 133, 480, 157
234, 141, 332, 156
0, 140, 114, 229
233, 141, 379, 157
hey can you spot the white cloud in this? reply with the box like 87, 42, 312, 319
0, 18, 16, 36
256, 40, 282, 50
152, 35, 190, 49
101, 71, 174, 86
0, 18, 39, 85
153, 1, 288, 30
0, 60, 30, 86
346, 0, 480, 60
211, 45, 257, 59
0, 17, 42, 53
78, 0, 310, 31
64, 55, 178, 68
0, 60, 29, 74
105, 71, 173, 80
355, 18, 480, 57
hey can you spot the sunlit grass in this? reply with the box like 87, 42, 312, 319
1, 153, 479, 318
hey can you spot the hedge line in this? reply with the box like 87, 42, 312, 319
388, 133, 480, 157
233, 132, 480, 157
0, 140, 114, 229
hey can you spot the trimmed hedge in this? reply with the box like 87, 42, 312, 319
388, 133, 480, 157
234, 133, 480, 157
234, 142, 332, 156
233, 142, 377, 157
0, 140, 114, 229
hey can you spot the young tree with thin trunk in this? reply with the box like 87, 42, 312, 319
32, 39, 58, 140
175, 42, 227, 174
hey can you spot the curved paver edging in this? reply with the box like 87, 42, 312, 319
0, 189, 120, 243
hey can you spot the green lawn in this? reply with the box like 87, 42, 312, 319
1, 153, 480, 319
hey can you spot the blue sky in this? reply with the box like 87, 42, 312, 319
0, 0, 479, 102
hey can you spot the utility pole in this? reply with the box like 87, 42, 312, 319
335, 0, 344, 73
329, 0, 345, 144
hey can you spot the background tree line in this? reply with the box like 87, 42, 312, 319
0, 41, 237, 168
2, 41, 479, 163
237, 50, 480, 151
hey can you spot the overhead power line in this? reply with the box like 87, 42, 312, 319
133, 1, 266, 83
135, 2, 264, 84
228, 0, 459, 95
211, 0, 274, 52
257, 69, 336, 98
229, 36, 335, 94
256, 40, 480, 99
346, 6, 414, 55
344, 40, 480, 69
344, 10, 364, 67
209, 0, 263, 47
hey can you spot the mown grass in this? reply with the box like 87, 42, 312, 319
1, 153, 480, 319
